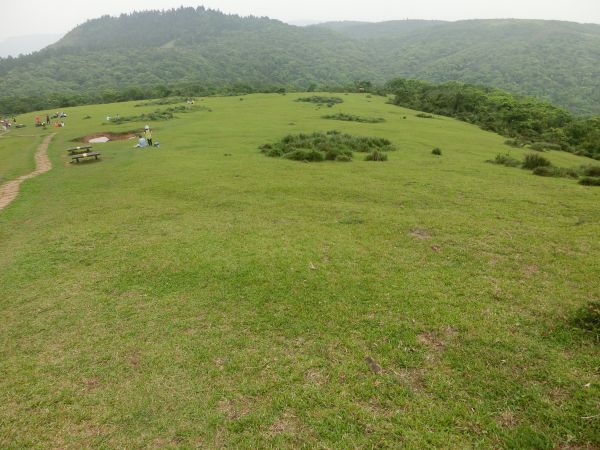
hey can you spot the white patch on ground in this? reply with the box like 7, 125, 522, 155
89, 137, 110, 143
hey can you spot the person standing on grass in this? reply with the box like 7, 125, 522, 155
144, 125, 153, 147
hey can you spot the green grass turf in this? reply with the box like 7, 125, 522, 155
1, 93, 599, 448
0, 132, 42, 183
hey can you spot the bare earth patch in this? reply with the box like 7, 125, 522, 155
410, 227, 431, 240
218, 397, 251, 420
0, 133, 55, 211
266, 410, 300, 438
75, 131, 140, 143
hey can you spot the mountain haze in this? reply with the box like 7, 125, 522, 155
0, 8, 599, 114
0, 33, 63, 58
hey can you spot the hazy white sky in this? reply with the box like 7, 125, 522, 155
1, 0, 599, 40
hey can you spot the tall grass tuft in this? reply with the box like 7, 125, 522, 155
522, 153, 551, 170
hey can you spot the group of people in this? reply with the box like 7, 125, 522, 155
134, 125, 159, 148
35, 113, 67, 128
1, 117, 16, 130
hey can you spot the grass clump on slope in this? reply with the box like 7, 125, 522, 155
260, 130, 395, 163
322, 113, 385, 123
295, 96, 344, 107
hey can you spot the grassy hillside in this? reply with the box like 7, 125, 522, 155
0, 8, 599, 114
1, 94, 599, 447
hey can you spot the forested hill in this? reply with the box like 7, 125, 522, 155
315, 19, 600, 114
0, 8, 376, 102
1, 7, 599, 114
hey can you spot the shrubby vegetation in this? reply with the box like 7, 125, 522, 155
532, 166, 580, 179
488, 154, 522, 167
364, 150, 388, 161
387, 79, 600, 160
489, 151, 600, 186
431, 148, 442, 156
572, 301, 600, 340
260, 131, 395, 162
135, 97, 193, 107
296, 96, 344, 107
522, 154, 552, 170
322, 113, 385, 123
109, 105, 200, 124
579, 177, 600, 186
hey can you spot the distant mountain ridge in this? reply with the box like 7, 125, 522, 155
0, 8, 599, 114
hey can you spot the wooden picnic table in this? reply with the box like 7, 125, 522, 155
71, 151, 101, 163
67, 145, 93, 155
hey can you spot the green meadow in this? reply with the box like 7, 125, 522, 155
0, 94, 598, 448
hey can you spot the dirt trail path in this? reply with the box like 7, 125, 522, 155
0, 133, 55, 211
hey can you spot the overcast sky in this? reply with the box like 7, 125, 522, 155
1, 0, 599, 40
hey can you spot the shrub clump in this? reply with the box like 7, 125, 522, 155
110, 105, 201, 124
573, 300, 600, 340
532, 166, 580, 179
365, 150, 388, 161
522, 153, 552, 170
416, 113, 434, 119
323, 113, 385, 123
135, 97, 192, 107
504, 139, 525, 148
431, 147, 442, 156
489, 153, 521, 167
260, 130, 395, 163
581, 165, 600, 177
530, 142, 562, 152
579, 177, 600, 186
296, 96, 344, 107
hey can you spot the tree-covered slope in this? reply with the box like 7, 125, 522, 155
0, 7, 376, 99
1, 8, 599, 114
317, 19, 600, 114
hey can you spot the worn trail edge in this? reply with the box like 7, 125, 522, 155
0, 133, 56, 211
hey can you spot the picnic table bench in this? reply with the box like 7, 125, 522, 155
67, 145, 92, 155
70, 151, 101, 163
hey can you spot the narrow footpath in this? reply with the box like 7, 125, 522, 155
0, 133, 55, 211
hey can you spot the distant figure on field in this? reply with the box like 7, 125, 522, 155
135, 135, 148, 148
46, 114, 50, 124
144, 125, 153, 147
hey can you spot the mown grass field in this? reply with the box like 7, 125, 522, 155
1, 93, 599, 449
0, 132, 42, 183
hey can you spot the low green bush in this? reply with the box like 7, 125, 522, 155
416, 113, 434, 119
581, 165, 600, 177
295, 96, 343, 106
572, 300, 600, 339
579, 177, 600, 186
110, 105, 201, 124
260, 131, 395, 163
522, 153, 552, 170
504, 139, 524, 148
532, 166, 579, 179
530, 142, 562, 151
432, 148, 442, 156
323, 113, 385, 124
335, 154, 352, 162
135, 97, 192, 107
365, 150, 388, 161
489, 153, 521, 167
283, 149, 324, 162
